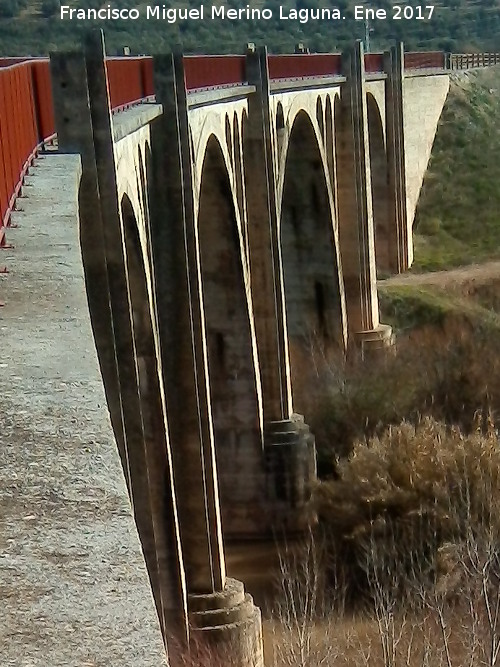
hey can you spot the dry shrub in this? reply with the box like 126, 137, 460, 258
270, 315, 500, 666
302, 322, 500, 470
267, 534, 342, 667
314, 416, 500, 602
171, 629, 260, 667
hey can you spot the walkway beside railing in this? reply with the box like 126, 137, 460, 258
0, 57, 154, 251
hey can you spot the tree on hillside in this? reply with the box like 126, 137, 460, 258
0, 0, 20, 18
41, 0, 60, 18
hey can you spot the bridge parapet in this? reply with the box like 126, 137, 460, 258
184, 54, 247, 90
105, 56, 154, 109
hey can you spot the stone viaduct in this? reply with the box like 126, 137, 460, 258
2, 33, 494, 667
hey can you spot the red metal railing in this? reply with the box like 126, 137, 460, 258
0, 60, 54, 246
404, 51, 446, 70
184, 55, 247, 91
105, 56, 154, 110
364, 53, 385, 73
268, 54, 342, 80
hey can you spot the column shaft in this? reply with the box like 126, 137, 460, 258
385, 42, 411, 272
245, 47, 293, 423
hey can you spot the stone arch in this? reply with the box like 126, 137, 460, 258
333, 95, 343, 225
144, 141, 153, 208
232, 112, 247, 261
275, 101, 285, 158
120, 193, 175, 635
197, 135, 262, 535
137, 142, 158, 322
189, 126, 196, 166
137, 146, 147, 223
316, 97, 324, 139
225, 114, 233, 163
280, 112, 344, 415
325, 95, 335, 196
366, 92, 390, 275
276, 101, 285, 131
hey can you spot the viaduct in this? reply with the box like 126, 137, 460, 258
1, 32, 495, 666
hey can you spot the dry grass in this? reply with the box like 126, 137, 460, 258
267, 510, 500, 667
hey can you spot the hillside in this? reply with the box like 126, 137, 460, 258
0, 0, 499, 55
413, 66, 500, 271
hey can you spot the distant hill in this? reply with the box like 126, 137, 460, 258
0, 0, 499, 56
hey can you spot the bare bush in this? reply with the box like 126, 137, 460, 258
299, 323, 500, 468
314, 415, 500, 601
268, 514, 500, 667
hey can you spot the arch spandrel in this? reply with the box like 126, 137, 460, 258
187, 100, 247, 197
270, 87, 342, 188
365, 80, 386, 143
113, 126, 152, 257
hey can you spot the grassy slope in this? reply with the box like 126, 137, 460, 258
413, 66, 500, 271
379, 283, 500, 334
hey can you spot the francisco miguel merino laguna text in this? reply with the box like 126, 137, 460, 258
60, 4, 348, 23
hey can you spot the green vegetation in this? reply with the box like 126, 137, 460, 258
379, 283, 500, 332
0, 0, 499, 55
414, 66, 500, 270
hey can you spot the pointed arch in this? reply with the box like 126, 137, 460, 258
316, 97, 324, 139
197, 135, 262, 535
280, 112, 344, 415
367, 93, 390, 274
120, 193, 180, 632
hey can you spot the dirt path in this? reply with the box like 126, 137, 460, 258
380, 260, 500, 289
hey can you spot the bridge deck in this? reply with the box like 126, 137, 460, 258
0, 154, 166, 666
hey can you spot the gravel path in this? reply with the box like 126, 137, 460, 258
381, 261, 500, 289
0, 154, 167, 667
